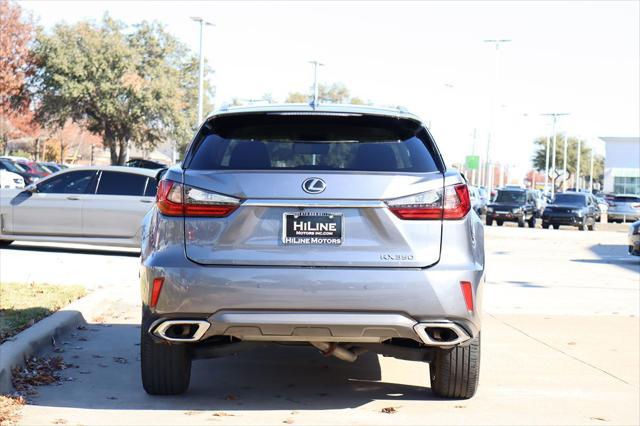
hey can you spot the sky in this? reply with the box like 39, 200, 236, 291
19, 0, 640, 176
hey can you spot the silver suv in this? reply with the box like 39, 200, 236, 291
140, 104, 485, 399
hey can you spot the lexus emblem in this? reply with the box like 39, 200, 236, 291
302, 177, 326, 194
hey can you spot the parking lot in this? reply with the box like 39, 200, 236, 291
1, 225, 638, 425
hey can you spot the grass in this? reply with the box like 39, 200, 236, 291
0, 282, 87, 344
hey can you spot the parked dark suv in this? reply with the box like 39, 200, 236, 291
485, 188, 537, 227
541, 192, 599, 230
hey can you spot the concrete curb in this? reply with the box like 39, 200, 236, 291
0, 289, 110, 394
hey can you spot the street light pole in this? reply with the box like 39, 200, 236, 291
191, 17, 214, 127
576, 138, 582, 191
541, 113, 569, 197
483, 39, 511, 194
562, 132, 569, 191
544, 135, 550, 193
308, 60, 324, 108
589, 147, 595, 192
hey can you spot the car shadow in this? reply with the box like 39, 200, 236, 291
21, 318, 439, 413
1, 244, 140, 258
571, 244, 640, 274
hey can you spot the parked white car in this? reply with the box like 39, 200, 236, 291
0, 169, 25, 189
0, 166, 160, 248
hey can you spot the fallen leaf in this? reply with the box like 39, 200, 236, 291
52, 419, 67, 424
225, 394, 238, 400
106, 396, 118, 400
567, 342, 576, 345
283, 419, 295, 424
112, 357, 128, 364
212, 412, 234, 417
11, 356, 71, 394
381, 407, 397, 414
184, 411, 198, 416
590, 417, 608, 422
455, 405, 466, 408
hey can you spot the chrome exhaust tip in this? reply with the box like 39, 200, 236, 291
414, 322, 471, 347
152, 320, 210, 342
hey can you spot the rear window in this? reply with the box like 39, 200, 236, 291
187, 114, 440, 173
97, 171, 147, 196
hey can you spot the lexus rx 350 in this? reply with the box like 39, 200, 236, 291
140, 104, 485, 399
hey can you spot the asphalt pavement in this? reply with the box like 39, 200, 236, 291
2, 225, 639, 425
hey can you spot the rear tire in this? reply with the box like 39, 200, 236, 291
485, 218, 493, 226
430, 333, 481, 399
588, 219, 595, 231
496, 220, 503, 227
528, 216, 536, 228
141, 312, 192, 395
517, 217, 525, 227
0, 240, 13, 247
553, 224, 560, 229
542, 222, 550, 229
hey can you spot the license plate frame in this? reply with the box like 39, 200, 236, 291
282, 212, 343, 245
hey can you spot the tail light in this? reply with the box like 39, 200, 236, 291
156, 180, 241, 217
386, 184, 471, 220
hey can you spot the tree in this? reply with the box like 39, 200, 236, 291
285, 82, 368, 105
31, 16, 213, 164
0, 0, 38, 154
531, 134, 604, 191
285, 92, 308, 103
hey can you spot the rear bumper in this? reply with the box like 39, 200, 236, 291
139, 211, 485, 344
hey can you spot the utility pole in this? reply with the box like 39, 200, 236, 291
308, 60, 324, 108
544, 135, 550, 194
589, 147, 595, 192
483, 39, 511, 194
576, 138, 582, 191
191, 17, 214, 127
562, 133, 569, 192
541, 113, 569, 197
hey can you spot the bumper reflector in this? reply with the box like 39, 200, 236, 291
460, 281, 474, 312
150, 277, 164, 308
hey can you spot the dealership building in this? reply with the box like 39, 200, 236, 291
600, 136, 640, 195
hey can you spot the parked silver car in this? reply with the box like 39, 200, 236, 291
607, 194, 640, 223
0, 166, 158, 247
139, 104, 485, 398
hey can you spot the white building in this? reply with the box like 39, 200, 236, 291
600, 137, 640, 195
